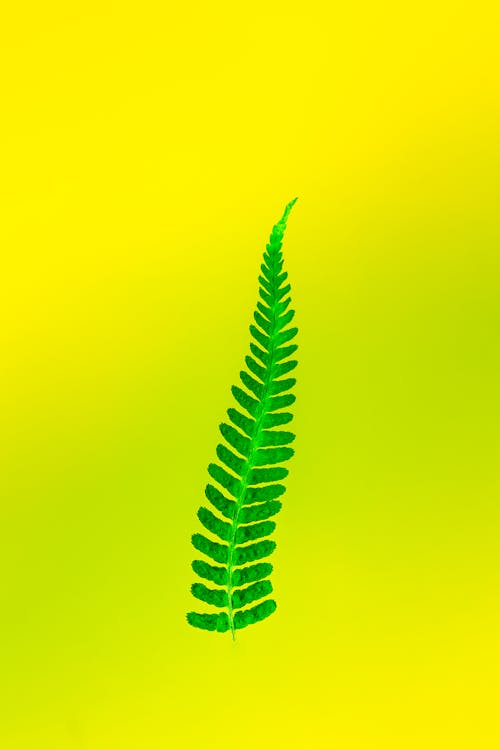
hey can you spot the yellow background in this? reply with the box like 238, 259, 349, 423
1, 2, 499, 748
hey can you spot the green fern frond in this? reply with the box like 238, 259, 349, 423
187, 198, 299, 639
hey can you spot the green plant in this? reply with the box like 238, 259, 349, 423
187, 198, 299, 639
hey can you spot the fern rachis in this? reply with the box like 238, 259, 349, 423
187, 198, 298, 638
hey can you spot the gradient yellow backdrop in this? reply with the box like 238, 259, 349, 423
1, 2, 499, 748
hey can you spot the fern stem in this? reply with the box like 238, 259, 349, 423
225, 203, 293, 639
226, 383, 273, 639
188, 198, 297, 637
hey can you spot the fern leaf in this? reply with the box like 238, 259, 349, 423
235, 520, 276, 544
270, 377, 297, 396
191, 582, 228, 608
204, 484, 236, 520
239, 499, 282, 523
271, 360, 297, 378
197, 507, 232, 541
253, 446, 294, 465
191, 559, 228, 586
227, 408, 256, 437
188, 198, 299, 638
233, 600, 277, 630
231, 580, 273, 609
259, 429, 295, 447
207, 463, 241, 498
233, 539, 276, 565
231, 562, 273, 586
219, 423, 251, 457
248, 466, 288, 485
262, 411, 293, 428
274, 344, 298, 362
249, 342, 269, 366
191, 533, 229, 564
186, 611, 230, 632
244, 483, 286, 504
231, 385, 260, 417
215, 444, 246, 475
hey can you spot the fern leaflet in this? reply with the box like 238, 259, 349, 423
187, 198, 298, 639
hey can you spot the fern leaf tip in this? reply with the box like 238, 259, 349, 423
279, 197, 298, 225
